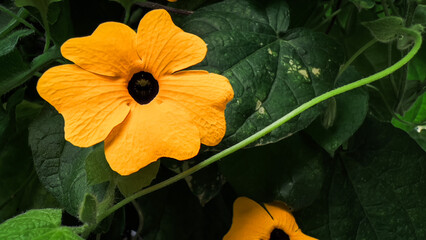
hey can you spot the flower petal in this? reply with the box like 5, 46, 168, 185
37, 64, 131, 147
159, 70, 234, 146
223, 197, 274, 240
136, 9, 207, 78
265, 202, 318, 240
61, 22, 141, 77
104, 100, 201, 175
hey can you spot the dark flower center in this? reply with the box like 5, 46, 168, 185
269, 228, 290, 240
128, 71, 159, 105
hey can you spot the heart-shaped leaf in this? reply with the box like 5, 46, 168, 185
28, 106, 114, 218
296, 119, 426, 239
0, 209, 82, 240
182, 0, 343, 148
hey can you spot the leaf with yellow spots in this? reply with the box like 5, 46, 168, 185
183, 0, 344, 148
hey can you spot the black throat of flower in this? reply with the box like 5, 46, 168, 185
269, 228, 290, 240
128, 71, 159, 105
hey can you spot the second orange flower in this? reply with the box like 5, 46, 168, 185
37, 10, 234, 175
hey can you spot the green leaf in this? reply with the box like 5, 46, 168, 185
0, 7, 29, 39
0, 107, 8, 140
297, 119, 426, 239
48, 0, 73, 45
0, 46, 60, 96
33, 228, 83, 240
0, 124, 33, 222
0, 49, 28, 96
15, 0, 62, 17
349, 0, 375, 9
162, 155, 225, 206
15, 100, 43, 131
413, 4, 426, 27
408, 44, 426, 82
85, 143, 114, 186
0, 209, 82, 240
5, 87, 25, 114
392, 93, 426, 151
109, 0, 145, 9
116, 162, 160, 197
79, 193, 98, 226
362, 16, 405, 43
28, 105, 114, 217
219, 134, 327, 210
0, 91, 56, 222
182, 0, 343, 148
0, 29, 33, 56
306, 67, 369, 155
169, 0, 209, 11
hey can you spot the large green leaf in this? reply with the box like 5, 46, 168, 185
182, 0, 343, 147
28, 105, 114, 218
0, 209, 82, 240
219, 134, 327, 211
0, 29, 33, 56
0, 90, 54, 222
306, 67, 369, 155
0, 124, 33, 222
296, 119, 426, 239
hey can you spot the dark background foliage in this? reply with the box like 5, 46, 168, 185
0, 0, 425, 239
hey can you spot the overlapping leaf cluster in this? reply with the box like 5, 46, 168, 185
0, 0, 425, 239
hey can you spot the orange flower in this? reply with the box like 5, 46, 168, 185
37, 10, 234, 175
224, 197, 317, 240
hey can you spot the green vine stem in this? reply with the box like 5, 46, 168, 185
135, 2, 194, 15
131, 200, 144, 240
0, 46, 61, 97
313, 9, 342, 31
96, 28, 422, 224
0, 6, 41, 37
41, 15, 51, 52
124, 6, 131, 24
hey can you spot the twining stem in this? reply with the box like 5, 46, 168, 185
42, 15, 51, 52
337, 38, 377, 79
366, 84, 412, 125
131, 200, 144, 240
124, 6, 131, 24
313, 9, 342, 31
0, 6, 41, 36
96, 28, 422, 224
387, 43, 399, 97
135, 1, 194, 15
